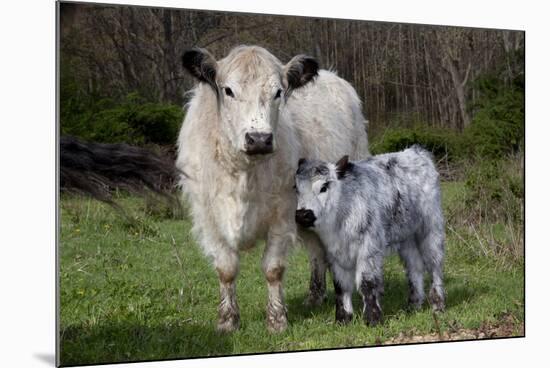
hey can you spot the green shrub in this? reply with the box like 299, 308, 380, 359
370, 126, 461, 160
61, 92, 184, 146
464, 88, 524, 159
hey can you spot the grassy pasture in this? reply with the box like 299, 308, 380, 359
59, 181, 524, 366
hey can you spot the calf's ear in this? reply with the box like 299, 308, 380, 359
182, 48, 218, 92
284, 55, 319, 96
335, 155, 352, 179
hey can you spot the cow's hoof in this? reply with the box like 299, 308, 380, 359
217, 311, 240, 333
267, 316, 288, 333
267, 304, 288, 333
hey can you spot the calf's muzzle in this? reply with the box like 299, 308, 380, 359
295, 208, 316, 227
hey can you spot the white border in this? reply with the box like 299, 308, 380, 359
1, 1, 547, 367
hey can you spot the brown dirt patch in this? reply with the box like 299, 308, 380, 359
382, 313, 524, 345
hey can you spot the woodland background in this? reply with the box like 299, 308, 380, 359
59, 2, 524, 147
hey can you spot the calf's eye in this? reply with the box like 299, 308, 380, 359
274, 89, 282, 100
320, 182, 329, 193
224, 87, 234, 98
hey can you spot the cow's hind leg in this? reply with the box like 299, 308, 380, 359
300, 230, 327, 307
214, 246, 240, 333
398, 240, 426, 310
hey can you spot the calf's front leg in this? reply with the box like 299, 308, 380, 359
332, 264, 354, 324
356, 239, 384, 326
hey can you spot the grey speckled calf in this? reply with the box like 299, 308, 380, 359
294, 145, 445, 326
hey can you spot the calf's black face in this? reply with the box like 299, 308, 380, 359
294, 157, 335, 229
295, 208, 316, 228
295, 155, 352, 231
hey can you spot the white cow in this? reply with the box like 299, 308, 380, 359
176, 45, 369, 332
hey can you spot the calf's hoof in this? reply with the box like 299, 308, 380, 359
364, 315, 382, 327
335, 309, 353, 324
363, 306, 382, 327
407, 297, 424, 312
429, 289, 445, 313
267, 304, 288, 333
217, 311, 240, 333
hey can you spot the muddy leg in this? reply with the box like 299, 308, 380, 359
262, 232, 290, 333
357, 244, 384, 326
214, 247, 240, 333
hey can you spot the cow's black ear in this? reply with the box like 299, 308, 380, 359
284, 55, 319, 96
296, 158, 307, 174
335, 155, 352, 179
182, 48, 218, 91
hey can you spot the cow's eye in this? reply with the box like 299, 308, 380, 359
224, 87, 234, 98
274, 89, 282, 100
320, 182, 329, 193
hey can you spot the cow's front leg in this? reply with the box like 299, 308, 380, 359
214, 246, 240, 333
299, 230, 327, 307
262, 231, 291, 333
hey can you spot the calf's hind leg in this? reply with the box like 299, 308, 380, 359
214, 246, 240, 333
417, 229, 446, 312
398, 240, 426, 310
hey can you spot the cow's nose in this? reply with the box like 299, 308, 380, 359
244, 132, 274, 155
295, 208, 316, 227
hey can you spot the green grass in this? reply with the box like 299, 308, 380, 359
59, 183, 524, 366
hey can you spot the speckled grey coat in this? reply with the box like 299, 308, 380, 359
295, 146, 445, 325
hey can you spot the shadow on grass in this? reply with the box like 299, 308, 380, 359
286, 272, 490, 324
60, 321, 232, 366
